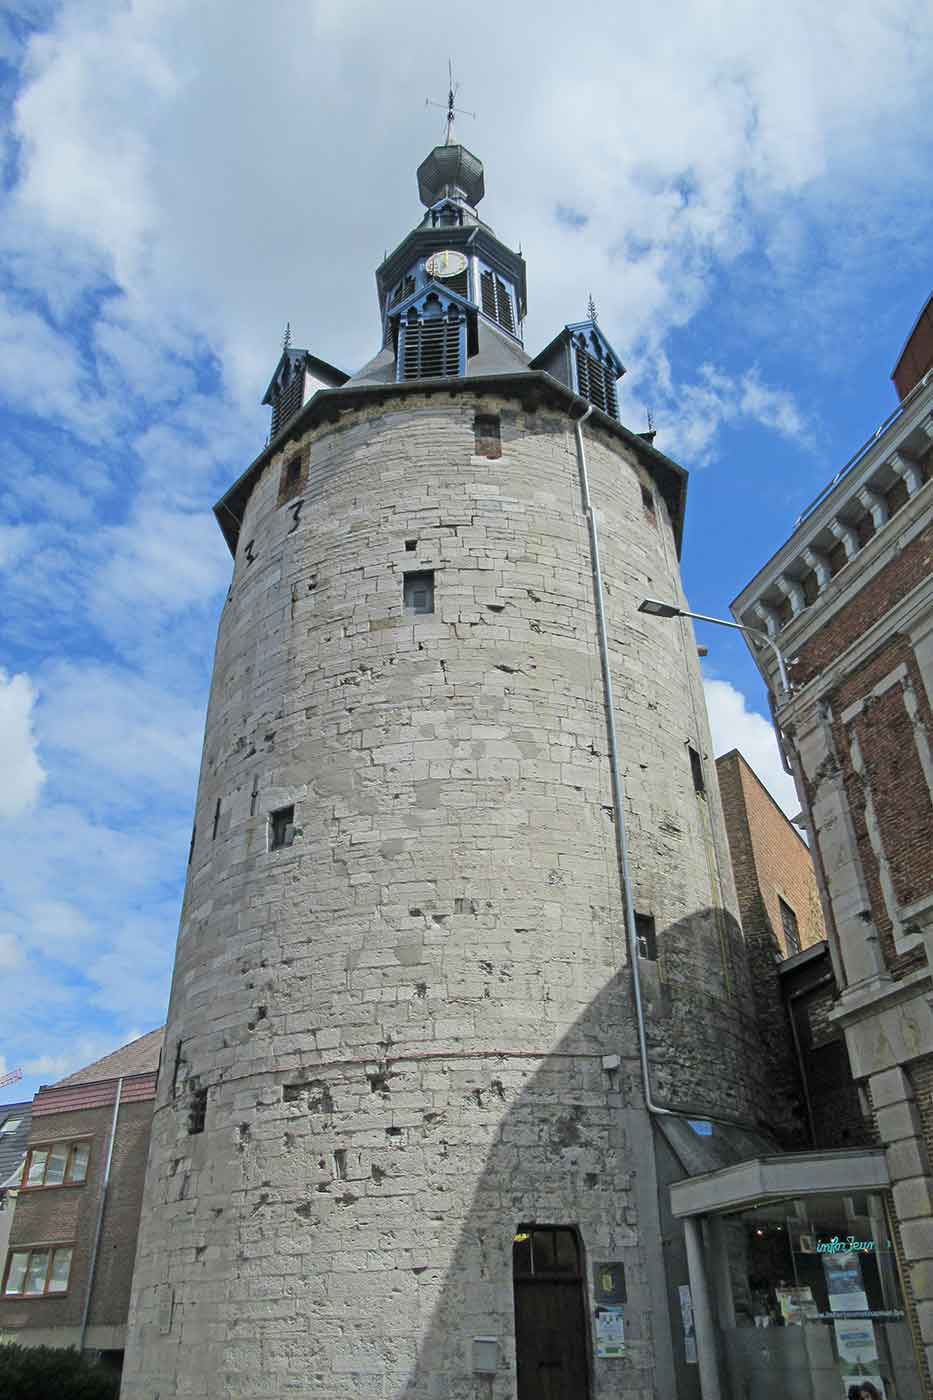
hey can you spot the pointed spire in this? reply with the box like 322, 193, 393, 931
587, 293, 598, 323
282, 321, 292, 352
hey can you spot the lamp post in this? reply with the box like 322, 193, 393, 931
637, 597, 792, 702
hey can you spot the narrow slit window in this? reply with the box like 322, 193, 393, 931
211, 798, 221, 840
688, 746, 705, 794
641, 484, 655, 514
188, 1087, 207, 1135
635, 913, 657, 961
270, 805, 295, 850
779, 897, 800, 956
403, 571, 435, 615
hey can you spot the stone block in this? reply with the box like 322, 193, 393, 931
893, 1175, 933, 1223
870, 1065, 913, 1109
876, 1099, 924, 1145
899, 1217, 933, 1263
886, 1137, 930, 1183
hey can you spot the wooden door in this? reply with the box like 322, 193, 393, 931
513, 1227, 590, 1400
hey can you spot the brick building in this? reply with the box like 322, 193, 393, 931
733, 296, 933, 1390
717, 749, 873, 1152
0, 1029, 163, 1371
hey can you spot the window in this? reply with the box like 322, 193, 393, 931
188, 1088, 207, 1135
211, 798, 221, 841
0, 1118, 22, 1136
21, 1141, 89, 1188
480, 270, 515, 334
4, 1245, 73, 1296
474, 414, 502, 460
405, 539, 417, 552
688, 745, 705, 794
398, 300, 465, 380
270, 805, 295, 850
513, 1226, 581, 1278
779, 897, 800, 956
403, 571, 434, 615
641, 484, 655, 515
635, 913, 657, 961
388, 273, 416, 310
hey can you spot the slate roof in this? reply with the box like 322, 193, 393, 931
0, 1101, 32, 1187
53, 1027, 165, 1087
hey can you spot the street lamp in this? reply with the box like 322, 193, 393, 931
637, 597, 792, 700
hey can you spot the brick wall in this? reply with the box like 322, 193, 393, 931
717, 749, 826, 1146
0, 1096, 155, 1338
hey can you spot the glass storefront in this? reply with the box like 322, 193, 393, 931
713, 1192, 920, 1400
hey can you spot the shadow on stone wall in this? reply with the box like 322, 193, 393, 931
389, 905, 766, 1400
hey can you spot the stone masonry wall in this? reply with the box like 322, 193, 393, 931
122, 393, 763, 1399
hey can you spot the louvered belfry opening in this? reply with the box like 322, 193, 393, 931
443, 267, 469, 299
480, 270, 515, 334
400, 300, 463, 381
389, 274, 416, 311
574, 341, 619, 420
270, 359, 305, 439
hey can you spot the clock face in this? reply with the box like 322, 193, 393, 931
425, 250, 468, 280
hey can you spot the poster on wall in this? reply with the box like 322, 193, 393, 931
834, 1316, 879, 1364
823, 1251, 868, 1313
775, 1285, 818, 1325
595, 1305, 625, 1358
841, 1376, 886, 1399
678, 1284, 697, 1364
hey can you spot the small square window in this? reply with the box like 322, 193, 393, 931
688, 745, 705, 794
270, 805, 295, 850
404, 570, 435, 615
635, 913, 657, 960
405, 539, 417, 551
188, 1087, 207, 1135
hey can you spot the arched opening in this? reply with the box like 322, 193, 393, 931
513, 1225, 591, 1399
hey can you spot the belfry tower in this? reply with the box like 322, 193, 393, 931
122, 124, 764, 1400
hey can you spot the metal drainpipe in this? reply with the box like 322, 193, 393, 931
79, 1075, 123, 1354
572, 400, 737, 1126
572, 400, 725, 1400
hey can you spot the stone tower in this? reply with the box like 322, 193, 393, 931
121, 128, 764, 1400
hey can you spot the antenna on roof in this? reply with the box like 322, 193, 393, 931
587, 293, 598, 323
282, 321, 292, 352
425, 59, 475, 144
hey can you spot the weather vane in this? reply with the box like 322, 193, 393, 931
425, 59, 475, 144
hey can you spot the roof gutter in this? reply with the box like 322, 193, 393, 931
79, 1076, 123, 1353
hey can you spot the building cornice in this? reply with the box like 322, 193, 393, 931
732, 377, 933, 651
214, 371, 689, 559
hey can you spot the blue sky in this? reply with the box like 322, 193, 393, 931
1, 0, 932, 1099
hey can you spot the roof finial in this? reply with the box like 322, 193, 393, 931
425, 59, 475, 145
587, 293, 598, 323
282, 321, 292, 352
646, 406, 654, 433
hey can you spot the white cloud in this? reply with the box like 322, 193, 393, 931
0, 671, 46, 819
704, 677, 800, 820
651, 362, 809, 465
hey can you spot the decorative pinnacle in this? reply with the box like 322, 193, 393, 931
425, 59, 475, 145
586, 293, 598, 323
282, 321, 292, 352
